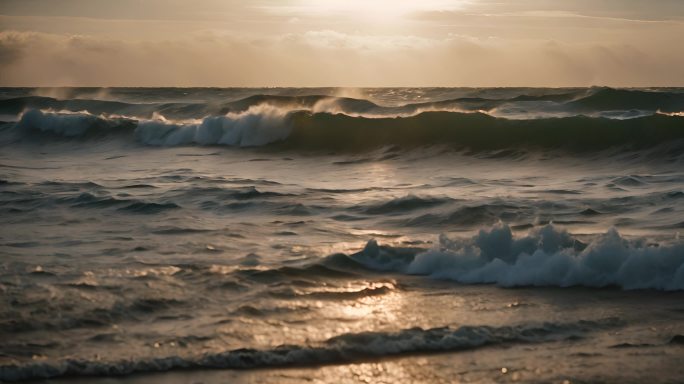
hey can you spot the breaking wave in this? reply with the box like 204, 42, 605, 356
16, 108, 135, 137
2, 87, 684, 152
0, 318, 621, 381
6, 107, 684, 153
135, 104, 292, 147
343, 224, 684, 291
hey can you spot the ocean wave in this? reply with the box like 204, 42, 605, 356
8, 107, 684, 154
16, 108, 134, 137
0, 318, 621, 381
4, 87, 683, 118
355, 195, 455, 215
567, 88, 684, 113
400, 203, 531, 228
0, 94, 382, 120
135, 104, 292, 146
345, 224, 684, 290
1, 294, 189, 334
0, 96, 138, 116
236, 264, 357, 283
268, 285, 394, 300
283, 111, 684, 151
1, 190, 180, 215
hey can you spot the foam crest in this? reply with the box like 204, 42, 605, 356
16, 109, 124, 137
135, 104, 292, 146
352, 224, 684, 290
658, 111, 684, 117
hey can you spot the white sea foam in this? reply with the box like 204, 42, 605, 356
657, 110, 684, 117
354, 224, 684, 290
135, 104, 292, 146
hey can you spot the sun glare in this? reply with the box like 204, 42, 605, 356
297, 0, 462, 23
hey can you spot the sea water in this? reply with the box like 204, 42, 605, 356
1, 87, 683, 382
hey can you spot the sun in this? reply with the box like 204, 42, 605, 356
296, 0, 462, 24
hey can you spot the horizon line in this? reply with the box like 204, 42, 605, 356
2, 85, 684, 89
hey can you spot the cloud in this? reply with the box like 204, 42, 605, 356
413, 9, 684, 25
0, 29, 682, 87
446, 0, 684, 22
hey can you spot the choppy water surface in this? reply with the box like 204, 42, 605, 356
1, 87, 683, 383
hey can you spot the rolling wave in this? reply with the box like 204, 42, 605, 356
284, 111, 684, 151
3, 87, 683, 118
5, 107, 684, 153
567, 88, 684, 112
0, 318, 621, 381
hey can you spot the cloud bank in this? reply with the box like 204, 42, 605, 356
1, 29, 683, 87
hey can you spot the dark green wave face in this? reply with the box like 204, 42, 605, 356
283, 111, 684, 151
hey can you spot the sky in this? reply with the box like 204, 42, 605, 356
0, 0, 683, 87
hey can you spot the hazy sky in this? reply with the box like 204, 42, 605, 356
1, 0, 683, 86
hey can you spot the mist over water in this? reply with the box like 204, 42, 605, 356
1, 87, 683, 382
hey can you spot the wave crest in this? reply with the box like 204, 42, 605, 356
16, 109, 133, 137
135, 105, 292, 146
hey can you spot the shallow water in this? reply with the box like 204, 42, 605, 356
1, 87, 683, 382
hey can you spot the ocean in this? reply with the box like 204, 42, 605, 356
1, 87, 683, 383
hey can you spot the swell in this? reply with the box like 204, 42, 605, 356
567, 88, 684, 112
6, 108, 684, 154
0, 318, 621, 381
283, 111, 684, 151
3, 88, 683, 117
355, 195, 455, 215
1, 190, 180, 215
0, 94, 380, 119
